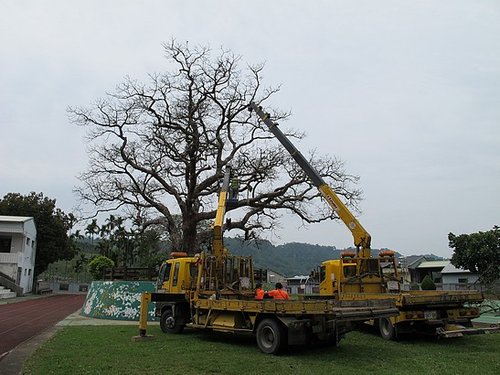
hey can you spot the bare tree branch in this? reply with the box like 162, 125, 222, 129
69, 40, 362, 253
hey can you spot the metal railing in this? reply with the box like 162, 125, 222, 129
0, 270, 23, 296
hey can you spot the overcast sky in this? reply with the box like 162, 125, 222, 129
1, 1, 499, 257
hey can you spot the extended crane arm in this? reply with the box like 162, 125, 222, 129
248, 102, 371, 257
212, 168, 232, 261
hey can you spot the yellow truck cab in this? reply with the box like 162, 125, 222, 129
319, 251, 400, 296
157, 252, 199, 294
154, 252, 199, 333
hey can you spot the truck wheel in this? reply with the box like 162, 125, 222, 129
256, 319, 287, 354
160, 310, 184, 334
379, 317, 398, 340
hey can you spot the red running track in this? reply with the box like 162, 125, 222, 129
0, 294, 86, 357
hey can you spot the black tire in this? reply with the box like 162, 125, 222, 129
379, 317, 398, 340
160, 310, 184, 334
256, 318, 287, 354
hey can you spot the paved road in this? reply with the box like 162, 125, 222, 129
0, 294, 86, 358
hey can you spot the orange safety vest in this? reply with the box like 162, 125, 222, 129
255, 288, 264, 300
268, 289, 289, 300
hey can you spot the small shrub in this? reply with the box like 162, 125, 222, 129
421, 274, 437, 290
88, 255, 114, 280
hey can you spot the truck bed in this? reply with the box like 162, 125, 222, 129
399, 290, 483, 306
339, 290, 483, 308
194, 297, 398, 322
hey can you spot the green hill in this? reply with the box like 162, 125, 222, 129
224, 237, 341, 276
224, 237, 403, 276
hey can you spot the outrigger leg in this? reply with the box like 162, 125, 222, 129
132, 292, 155, 341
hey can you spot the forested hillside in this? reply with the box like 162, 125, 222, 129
225, 237, 404, 276
225, 237, 341, 276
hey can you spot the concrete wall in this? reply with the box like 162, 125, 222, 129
442, 273, 479, 285
81, 281, 157, 321
48, 282, 89, 293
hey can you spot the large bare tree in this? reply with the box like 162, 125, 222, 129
69, 40, 362, 254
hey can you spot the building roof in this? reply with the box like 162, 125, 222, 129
403, 255, 427, 269
285, 275, 310, 281
441, 263, 472, 274
417, 260, 450, 269
0, 216, 34, 223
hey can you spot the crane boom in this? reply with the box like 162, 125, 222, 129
212, 168, 232, 262
249, 102, 371, 258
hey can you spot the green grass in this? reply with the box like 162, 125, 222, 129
22, 326, 500, 375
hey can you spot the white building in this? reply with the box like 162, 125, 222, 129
0, 216, 37, 294
285, 275, 317, 295
440, 262, 480, 290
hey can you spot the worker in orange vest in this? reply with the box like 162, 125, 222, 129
268, 282, 289, 300
255, 283, 265, 300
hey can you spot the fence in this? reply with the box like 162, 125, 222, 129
102, 267, 157, 281
41, 260, 92, 283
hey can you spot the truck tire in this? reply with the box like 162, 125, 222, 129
256, 318, 288, 354
379, 317, 398, 340
160, 310, 184, 334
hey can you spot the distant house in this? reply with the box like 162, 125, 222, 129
402, 258, 483, 291
415, 260, 450, 284
266, 269, 286, 285
285, 275, 317, 295
399, 255, 427, 283
0, 216, 37, 295
440, 263, 480, 290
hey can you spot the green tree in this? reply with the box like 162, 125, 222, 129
69, 40, 362, 255
0, 192, 77, 278
88, 255, 114, 280
85, 219, 99, 245
420, 274, 436, 290
449, 226, 500, 285
87, 214, 166, 267
74, 253, 89, 273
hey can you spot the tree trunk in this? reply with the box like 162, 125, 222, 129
182, 217, 199, 255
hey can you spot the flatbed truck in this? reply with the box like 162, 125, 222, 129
249, 101, 499, 340
318, 253, 494, 339
137, 168, 398, 354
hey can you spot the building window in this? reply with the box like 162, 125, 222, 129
458, 278, 468, 283
26, 238, 30, 245
28, 269, 31, 276
0, 236, 12, 253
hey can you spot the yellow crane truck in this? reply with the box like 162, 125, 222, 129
249, 101, 499, 340
137, 168, 398, 354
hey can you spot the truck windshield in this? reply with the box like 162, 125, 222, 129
190, 262, 198, 278
344, 265, 357, 278
366, 258, 381, 275
158, 263, 172, 283
319, 265, 326, 283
